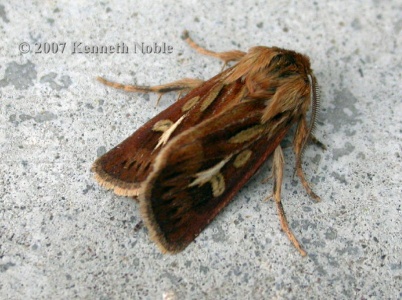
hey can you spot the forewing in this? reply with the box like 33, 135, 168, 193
92, 68, 245, 196
140, 100, 294, 253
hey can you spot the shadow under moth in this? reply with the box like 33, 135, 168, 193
92, 31, 325, 256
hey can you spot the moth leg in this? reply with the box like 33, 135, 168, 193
310, 134, 327, 150
182, 30, 246, 68
261, 173, 273, 184
271, 146, 307, 257
97, 77, 205, 105
294, 117, 321, 201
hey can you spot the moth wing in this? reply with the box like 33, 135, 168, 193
92, 71, 239, 197
140, 100, 292, 253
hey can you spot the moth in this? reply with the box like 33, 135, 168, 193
92, 31, 325, 256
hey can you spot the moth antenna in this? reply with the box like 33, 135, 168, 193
310, 76, 321, 134
300, 75, 320, 159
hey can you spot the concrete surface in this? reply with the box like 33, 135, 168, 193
1, 1, 401, 299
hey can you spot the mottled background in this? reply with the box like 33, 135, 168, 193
1, 1, 401, 299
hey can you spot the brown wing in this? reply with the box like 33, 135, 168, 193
92, 67, 247, 197
139, 100, 295, 253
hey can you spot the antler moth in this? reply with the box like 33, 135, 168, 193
92, 31, 324, 256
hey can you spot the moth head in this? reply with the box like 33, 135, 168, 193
280, 50, 320, 127
259, 49, 319, 124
